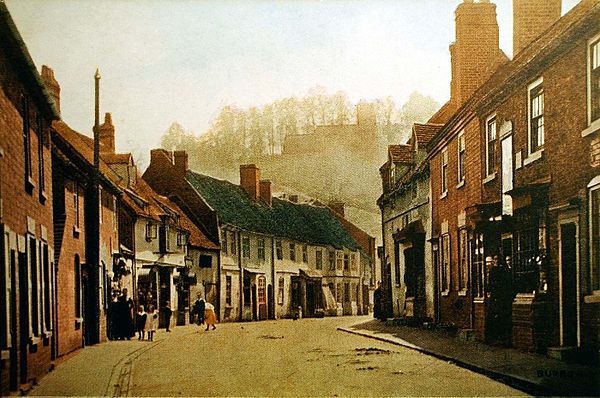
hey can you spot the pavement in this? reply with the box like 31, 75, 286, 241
339, 319, 600, 397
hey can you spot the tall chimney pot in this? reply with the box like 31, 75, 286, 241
41, 65, 60, 114
240, 164, 260, 201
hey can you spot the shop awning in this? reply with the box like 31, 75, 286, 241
137, 268, 153, 281
299, 268, 322, 279
321, 284, 337, 311
243, 267, 265, 274
506, 176, 551, 210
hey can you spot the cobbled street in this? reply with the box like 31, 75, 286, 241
30, 316, 526, 397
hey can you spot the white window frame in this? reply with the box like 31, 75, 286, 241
527, 76, 545, 159
587, 176, 600, 299
457, 130, 466, 186
257, 238, 265, 261
441, 233, 451, 294
441, 147, 448, 198
485, 114, 497, 178
584, 33, 600, 136
242, 236, 250, 259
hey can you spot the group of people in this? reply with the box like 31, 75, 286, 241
109, 288, 174, 340
191, 294, 217, 331
135, 304, 159, 341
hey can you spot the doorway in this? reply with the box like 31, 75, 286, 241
559, 222, 579, 346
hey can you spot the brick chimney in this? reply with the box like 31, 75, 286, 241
259, 180, 272, 207
173, 150, 188, 175
240, 164, 260, 201
450, 0, 504, 106
41, 65, 60, 114
513, 0, 561, 56
329, 201, 345, 218
99, 112, 115, 153
150, 148, 174, 165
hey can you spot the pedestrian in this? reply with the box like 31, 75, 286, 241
204, 301, 217, 331
373, 281, 382, 320
115, 288, 135, 340
486, 255, 514, 346
161, 301, 173, 332
145, 305, 158, 341
192, 294, 205, 327
135, 305, 147, 340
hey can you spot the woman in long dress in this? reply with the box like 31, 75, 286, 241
204, 301, 217, 331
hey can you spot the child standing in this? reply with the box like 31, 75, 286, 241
145, 305, 158, 341
135, 305, 147, 340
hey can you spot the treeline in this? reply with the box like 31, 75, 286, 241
160, 87, 438, 178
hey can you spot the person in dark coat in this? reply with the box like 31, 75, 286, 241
116, 288, 135, 340
161, 301, 173, 332
192, 294, 205, 326
374, 281, 383, 321
486, 255, 514, 345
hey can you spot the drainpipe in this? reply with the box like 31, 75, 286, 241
216, 248, 221, 321
237, 229, 243, 320
271, 236, 276, 319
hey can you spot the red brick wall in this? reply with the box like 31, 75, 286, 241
0, 49, 55, 392
430, 116, 482, 328
54, 175, 86, 357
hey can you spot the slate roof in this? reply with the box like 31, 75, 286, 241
186, 171, 360, 250
388, 144, 412, 164
412, 123, 443, 147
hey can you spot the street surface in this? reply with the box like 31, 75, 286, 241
31, 316, 526, 396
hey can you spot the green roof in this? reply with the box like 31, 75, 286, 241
186, 171, 359, 250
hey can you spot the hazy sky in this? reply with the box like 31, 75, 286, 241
6, 0, 578, 167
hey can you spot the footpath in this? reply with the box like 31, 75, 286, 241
27, 331, 175, 397
339, 319, 600, 397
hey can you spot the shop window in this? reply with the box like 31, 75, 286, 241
471, 233, 485, 298
458, 228, 469, 291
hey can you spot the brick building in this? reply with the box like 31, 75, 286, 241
0, 4, 60, 393
422, 0, 600, 360
144, 151, 374, 321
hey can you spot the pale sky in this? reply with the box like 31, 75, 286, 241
6, 0, 579, 167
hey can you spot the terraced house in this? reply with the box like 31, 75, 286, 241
0, 5, 60, 393
380, 0, 600, 362
144, 150, 375, 322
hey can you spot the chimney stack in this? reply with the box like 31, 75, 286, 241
41, 65, 60, 114
289, 194, 299, 203
513, 0, 561, 56
329, 201, 345, 218
174, 150, 188, 175
450, 0, 504, 106
240, 164, 260, 201
99, 112, 115, 153
259, 180, 272, 207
